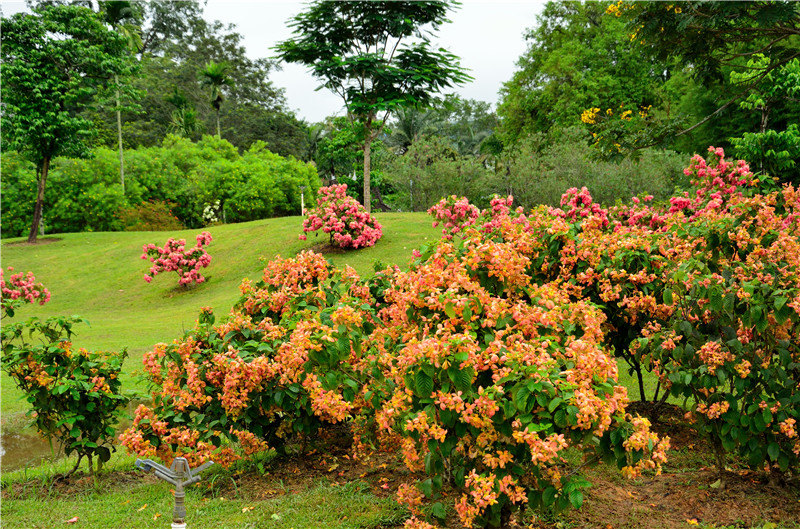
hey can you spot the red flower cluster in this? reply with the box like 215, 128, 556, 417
141, 231, 213, 286
300, 184, 382, 249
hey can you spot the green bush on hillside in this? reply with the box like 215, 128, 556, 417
0, 135, 321, 238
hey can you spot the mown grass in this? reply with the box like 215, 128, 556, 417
1, 213, 440, 421
2, 477, 406, 529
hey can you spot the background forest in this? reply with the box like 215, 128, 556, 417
2, 0, 799, 238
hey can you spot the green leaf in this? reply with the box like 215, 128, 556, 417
569, 489, 584, 509
767, 442, 780, 461
542, 486, 557, 507
415, 370, 434, 397
431, 502, 447, 520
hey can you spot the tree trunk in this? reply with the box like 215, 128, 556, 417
116, 74, 125, 194
216, 110, 221, 138
28, 156, 50, 244
363, 131, 372, 213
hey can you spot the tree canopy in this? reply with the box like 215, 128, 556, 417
275, 0, 471, 212
1, 4, 133, 242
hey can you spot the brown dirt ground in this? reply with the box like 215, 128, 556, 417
3, 237, 63, 246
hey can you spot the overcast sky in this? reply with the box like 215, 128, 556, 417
1, 0, 546, 123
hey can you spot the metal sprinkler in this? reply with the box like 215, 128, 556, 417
135, 457, 214, 529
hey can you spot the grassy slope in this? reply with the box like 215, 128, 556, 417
1, 213, 440, 421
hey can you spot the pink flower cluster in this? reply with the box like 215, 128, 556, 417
551, 186, 610, 227
669, 146, 753, 215
428, 195, 480, 239
300, 184, 382, 249
0, 267, 51, 309
141, 231, 213, 286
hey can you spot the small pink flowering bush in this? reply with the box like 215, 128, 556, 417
1, 267, 51, 317
300, 184, 382, 249
141, 231, 213, 287
427, 195, 480, 240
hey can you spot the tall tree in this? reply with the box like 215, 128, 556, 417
498, 1, 672, 145
276, 0, 471, 212
1, 5, 131, 243
99, 0, 142, 194
200, 60, 234, 138
599, 1, 800, 154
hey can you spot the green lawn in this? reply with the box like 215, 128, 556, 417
1, 213, 440, 423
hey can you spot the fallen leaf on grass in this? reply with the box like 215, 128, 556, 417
153, 514, 161, 521
328, 463, 339, 472
137, 504, 148, 512
64, 517, 79, 524
242, 507, 254, 513
686, 519, 699, 526
380, 483, 390, 490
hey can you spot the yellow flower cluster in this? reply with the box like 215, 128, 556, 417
580, 107, 600, 124
605, 0, 631, 17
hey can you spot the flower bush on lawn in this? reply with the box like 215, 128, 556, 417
141, 231, 213, 286
299, 184, 382, 249
123, 247, 666, 527
1, 267, 50, 317
1, 271, 127, 478
431, 146, 800, 482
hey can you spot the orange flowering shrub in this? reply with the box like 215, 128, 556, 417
120, 251, 377, 466
430, 147, 800, 480
360, 223, 668, 527
640, 187, 800, 474
123, 242, 667, 527
2, 315, 128, 476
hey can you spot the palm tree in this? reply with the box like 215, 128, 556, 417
166, 87, 199, 138
100, 1, 142, 195
387, 106, 436, 154
200, 61, 234, 138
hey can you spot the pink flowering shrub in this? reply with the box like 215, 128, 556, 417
668, 146, 755, 215
300, 184, 382, 249
427, 195, 480, 240
141, 231, 213, 287
1, 267, 50, 317
550, 186, 610, 228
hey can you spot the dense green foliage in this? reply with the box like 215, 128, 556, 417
1, 136, 320, 237
0, 4, 133, 242
382, 130, 685, 212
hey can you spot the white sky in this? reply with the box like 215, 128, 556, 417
1, 0, 546, 123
